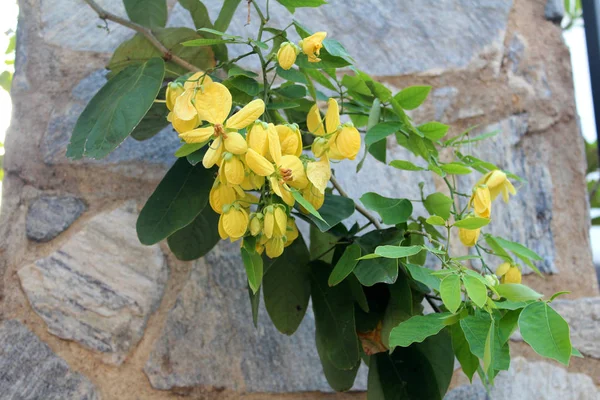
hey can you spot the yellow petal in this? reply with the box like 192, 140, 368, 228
274, 206, 288, 237
247, 123, 269, 157
183, 71, 213, 90
458, 227, 480, 247
224, 131, 248, 155
178, 126, 214, 144
311, 137, 328, 158
222, 207, 249, 239
245, 148, 275, 176
307, 104, 325, 136
166, 82, 184, 111
495, 262, 511, 278
270, 177, 295, 206
173, 89, 198, 121
194, 82, 232, 125
502, 180, 517, 202
225, 99, 265, 130
285, 218, 299, 246
210, 181, 237, 214
265, 236, 284, 258
277, 42, 298, 70
249, 215, 262, 236
306, 156, 331, 194
327, 131, 345, 160
473, 186, 491, 218
325, 98, 340, 134
203, 136, 223, 168
486, 170, 507, 190
172, 113, 199, 134
267, 123, 282, 165
280, 155, 308, 190
334, 126, 361, 160
264, 208, 275, 239
503, 267, 522, 284
277, 124, 303, 157
224, 156, 245, 185
301, 183, 325, 212
218, 214, 228, 239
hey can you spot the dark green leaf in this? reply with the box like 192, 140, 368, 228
303, 68, 337, 91
166, 205, 220, 260
266, 101, 300, 110
316, 331, 360, 391
263, 235, 311, 334
295, 52, 352, 69
519, 302, 571, 365
390, 160, 427, 172
226, 75, 259, 96
498, 309, 521, 344
179, 0, 213, 29
450, 324, 479, 382
328, 244, 361, 286
123, 0, 167, 27
67, 58, 165, 160
248, 285, 260, 328
360, 193, 412, 225
394, 86, 432, 110
214, 0, 242, 31
137, 159, 214, 245
347, 274, 369, 312
228, 66, 258, 78
299, 194, 355, 232
241, 246, 264, 294
423, 192, 453, 220
276, 66, 308, 83
130, 98, 170, 141
354, 258, 398, 287
368, 139, 387, 163
404, 263, 441, 291
274, 84, 307, 99
389, 312, 452, 348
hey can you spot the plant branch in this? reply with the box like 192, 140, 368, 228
330, 175, 383, 230
83, 0, 200, 72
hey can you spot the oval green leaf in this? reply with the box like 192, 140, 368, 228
328, 244, 361, 287
374, 245, 423, 259
496, 284, 543, 302
462, 275, 487, 308
166, 205, 220, 261
440, 274, 462, 314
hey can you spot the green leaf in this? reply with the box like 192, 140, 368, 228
248, 285, 260, 328
311, 262, 360, 370
484, 234, 513, 262
354, 228, 403, 286
494, 300, 530, 310
166, 206, 220, 261
136, 159, 214, 245
390, 159, 427, 172
328, 244, 361, 286
107, 28, 214, 77
498, 309, 521, 344
519, 302, 572, 365
303, 68, 337, 91
174, 142, 207, 157
572, 347, 584, 358
491, 235, 543, 261
347, 274, 369, 312
263, 234, 311, 335
418, 122, 449, 141
274, 84, 307, 99
228, 66, 258, 78
67, 58, 165, 159
316, 331, 360, 391
496, 284, 543, 301
309, 225, 336, 263
323, 39, 354, 64
241, 246, 264, 294
360, 193, 412, 225
123, 0, 167, 27
374, 245, 422, 259
368, 139, 387, 164
426, 216, 446, 226
424, 192, 453, 220
276, 0, 327, 12
389, 312, 452, 348
365, 122, 403, 147
298, 194, 355, 232
450, 324, 479, 382
381, 273, 413, 348
295, 51, 352, 69
178, 0, 213, 30
405, 263, 441, 291
453, 217, 490, 229
226, 75, 259, 96
130, 99, 169, 141
460, 313, 509, 372
462, 275, 487, 307
292, 189, 326, 223
341, 74, 372, 96
368, 331, 454, 400
483, 319, 495, 376
440, 162, 472, 175
394, 86, 432, 110
276, 66, 308, 83
266, 101, 300, 110
182, 38, 237, 46
440, 274, 461, 313
214, 0, 242, 31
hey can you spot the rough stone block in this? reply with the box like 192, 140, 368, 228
26, 195, 87, 242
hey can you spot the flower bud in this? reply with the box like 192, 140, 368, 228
265, 236, 285, 258
458, 227, 480, 247
277, 42, 299, 70
222, 206, 249, 240
311, 137, 329, 158
332, 124, 361, 160
249, 213, 263, 236
471, 185, 491, 219
285, 217, 299, 247
209, 180, 237, 214
277, 124, 303, 157
503, 266, 522, 284
484, 274, 500, 287
221, 155, 245, 185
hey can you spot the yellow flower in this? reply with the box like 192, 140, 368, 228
246, 122, 270, 157
263, 205, 287, 239
169, 112, 199, 134
245, 148, 275, 176
329, 124, 361, 160
178, 82, 264, 166
478, 170, 517, 203
277, 42, 299, 70
183, 71, 213, 90
458, 227, 480, 247
300, 182, 325, 213
299, 32, 327, 63
219, 154, 245, 185
277, 124, 303, 157
166, 82, 184, 111
240, 168, 265, 191
265, 236, 285, 258
285, 217, 299, 247
496, 263, 522, 284
221, 205, 249, 240
470, 185, 492, 219
209, 180, 237, 214
249, 213, 263, 236
306, 155, 331, 194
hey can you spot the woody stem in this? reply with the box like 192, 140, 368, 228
83, 0, 200, 73
329, 175, 383, 230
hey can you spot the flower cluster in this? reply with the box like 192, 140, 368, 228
458, 170, 521, 282
277, 31, 327, 70
166, 75, 361, 258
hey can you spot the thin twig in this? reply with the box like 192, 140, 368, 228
83, 0, 200, 72
425, 296, 442, 313
330, 175, 383, 230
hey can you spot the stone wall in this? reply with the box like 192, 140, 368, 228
0, 0, 598, 399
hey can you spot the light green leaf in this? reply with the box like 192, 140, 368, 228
214, 0, 242, 31
123, 0, 167, 28
182, 38, 237, 46
484, 234, 513, 262
519, 302, 571, 365
241, 247, 264, 294
276, 66, 308, 83
303, 68, 337, 91
374, 245, 423, 259
462, 275, 487, 307
426, 215, 446, 226
394, 85, 432, 110
166, 206, 220, 261
136, 159, 214, 245
389, 312, 452, 348
296, 194, 355, 232
328, 244, 361, 286
440, 274, 462, 313
418, 122, 449, 141
67, 58, 165, 160
424, 192, 453, 220
365, 122, 403, 146
572, 347, 584, 358
498, 309, 521, 344
360, 192, 412, 225
174, 142, 208, 157
483, 319, 495, 376
453, 217, 490, 229
292, 189, 326, 223
496, 284, 543, 301
390, 159, 427, 171
276, 0, 327, 13
440, 162, 472, 175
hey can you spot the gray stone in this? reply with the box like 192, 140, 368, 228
0, 320, 99, 400
42, 69, 181, 167
144, 240, 367, 392
26, 195, 87, 242
432, 87, 460, 121
170, 0, 513, 76
545, 0, 565, 23
511, 297, 600, 359
456, 115, 557, 274
18, 203, 168, 365
445, 357, 599, 400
